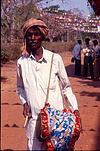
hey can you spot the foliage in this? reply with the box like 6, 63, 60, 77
1, 41, 75, 63
1, 47, 9, 63
1, 0, 40, 44
1, 43, 22, 63
43, 41, 75, 52
1, 0, 99, 63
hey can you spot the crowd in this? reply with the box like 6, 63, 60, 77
72, 38, 100, 81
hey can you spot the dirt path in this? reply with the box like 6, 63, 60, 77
1, 52, 100, 150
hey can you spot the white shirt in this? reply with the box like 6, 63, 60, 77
17, 48, 78, 119
82, 44, 94, 57
72, 43, 81, 60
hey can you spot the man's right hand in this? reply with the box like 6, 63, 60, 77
23, 103, 32, 118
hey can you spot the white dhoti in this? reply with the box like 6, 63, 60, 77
26, 118, 46, 150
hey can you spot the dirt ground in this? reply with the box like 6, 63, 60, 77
1, 51, 100, 150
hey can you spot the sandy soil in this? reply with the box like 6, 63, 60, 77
1, 51, 100, 150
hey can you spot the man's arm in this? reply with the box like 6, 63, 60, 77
17, 61, 32, 118
57, 54, 82, 131
17, 61, 27, 104
57, 55, 79, 111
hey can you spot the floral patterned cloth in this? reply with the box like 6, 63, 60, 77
40, 103, 80, 150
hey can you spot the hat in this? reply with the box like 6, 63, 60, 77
22, 18, 49, 37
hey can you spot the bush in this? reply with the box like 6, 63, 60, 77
1, 43, 22, 63
1, 41, 75, 63
1, 47, 9, 64
42, 41, 75, 52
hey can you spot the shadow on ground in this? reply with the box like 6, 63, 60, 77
80, 91, 100, 101
65, 64, 75, 77
66, 63, 100, 150
2, 149, 14, 151
1, 76, 8, 82
65, 64, 100, 88
66, 64, 100, 100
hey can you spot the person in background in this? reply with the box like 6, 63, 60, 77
82, 38, 95, 80
93, 39, 100, 80
17, 18, 81, 150
72, 39, 82, 76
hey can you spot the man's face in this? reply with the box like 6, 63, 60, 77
25, 26, 43, 51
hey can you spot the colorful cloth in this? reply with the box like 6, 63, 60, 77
40, 103, 80, 150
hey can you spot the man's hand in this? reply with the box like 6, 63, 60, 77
74, 110, 80, 116
23, 103, 32, 118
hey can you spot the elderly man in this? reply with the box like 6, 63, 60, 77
17, 18, 81, 150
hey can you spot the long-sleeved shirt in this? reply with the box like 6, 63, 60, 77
17, 48, 78, 119
72, 43, 81, 60
93, 45, 100, 58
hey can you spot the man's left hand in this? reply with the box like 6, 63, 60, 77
74, 110, 83, 133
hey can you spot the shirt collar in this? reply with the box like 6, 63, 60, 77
29, 47, 47, 63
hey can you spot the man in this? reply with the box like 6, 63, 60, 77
72, 40, 82, 76
17, 18, 81, 150
93, 39, 100, 80
82, 38, 95, 79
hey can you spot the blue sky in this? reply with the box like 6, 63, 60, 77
39, 0, 91, 17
